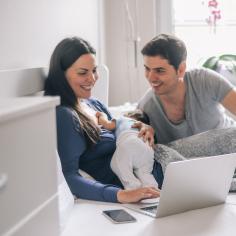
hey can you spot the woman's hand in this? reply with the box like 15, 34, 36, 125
117, 187, 160, 203
132, 121, 155, 147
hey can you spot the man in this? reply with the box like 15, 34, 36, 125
138, 33, 236, 144
137, 34, 236, 191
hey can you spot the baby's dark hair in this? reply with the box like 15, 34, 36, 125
124, 109, 149, 124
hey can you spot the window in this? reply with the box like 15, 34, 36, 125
173, 0, 236, 68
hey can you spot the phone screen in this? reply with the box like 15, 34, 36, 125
103, 209, 136, 223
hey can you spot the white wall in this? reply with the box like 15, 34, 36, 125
156, 0, 173, 35
103, 0, 157, 106
0, 0, 99, 70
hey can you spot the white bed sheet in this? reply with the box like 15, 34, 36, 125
62, 194, 236, 236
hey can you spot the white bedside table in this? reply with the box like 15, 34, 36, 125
0, 97, 60, 236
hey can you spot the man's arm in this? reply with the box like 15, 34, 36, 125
221, 88, 236, 115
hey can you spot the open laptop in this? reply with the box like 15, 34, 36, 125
124, 153, 236, 218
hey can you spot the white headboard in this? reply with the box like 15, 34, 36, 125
0, 65, 109, 106
92, 65, 109, 106
0, 68, 46, 97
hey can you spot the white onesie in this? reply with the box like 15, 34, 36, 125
110, 117, 159, 190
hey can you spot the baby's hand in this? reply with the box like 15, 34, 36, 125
96, 112, 116, 130
96, 111, 108, 126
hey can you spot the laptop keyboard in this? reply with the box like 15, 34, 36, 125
141, 205, 159, 214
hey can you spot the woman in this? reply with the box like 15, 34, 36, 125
44, 37, 161, 203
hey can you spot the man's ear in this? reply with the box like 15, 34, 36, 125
177, 61, 186, 77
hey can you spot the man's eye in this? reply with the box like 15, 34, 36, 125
156, 69, 165, 74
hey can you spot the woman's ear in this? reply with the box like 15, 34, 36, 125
177, 61, 186, 77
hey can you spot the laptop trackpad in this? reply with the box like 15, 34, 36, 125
140, 205, 159, 214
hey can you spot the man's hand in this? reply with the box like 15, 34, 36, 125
132, 121, 155, 147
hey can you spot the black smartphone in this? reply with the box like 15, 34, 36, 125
102, 209, 137, 224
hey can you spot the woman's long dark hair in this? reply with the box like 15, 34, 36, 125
44, 37, 100, 144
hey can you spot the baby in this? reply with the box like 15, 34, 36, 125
96, 110, 159, 190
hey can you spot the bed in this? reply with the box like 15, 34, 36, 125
1, 66, 236, 236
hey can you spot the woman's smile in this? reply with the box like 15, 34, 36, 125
80, 84, 94, 91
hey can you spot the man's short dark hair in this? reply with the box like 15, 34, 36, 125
141, 34, 187, 71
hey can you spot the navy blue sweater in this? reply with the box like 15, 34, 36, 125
56, 98, 122, 202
